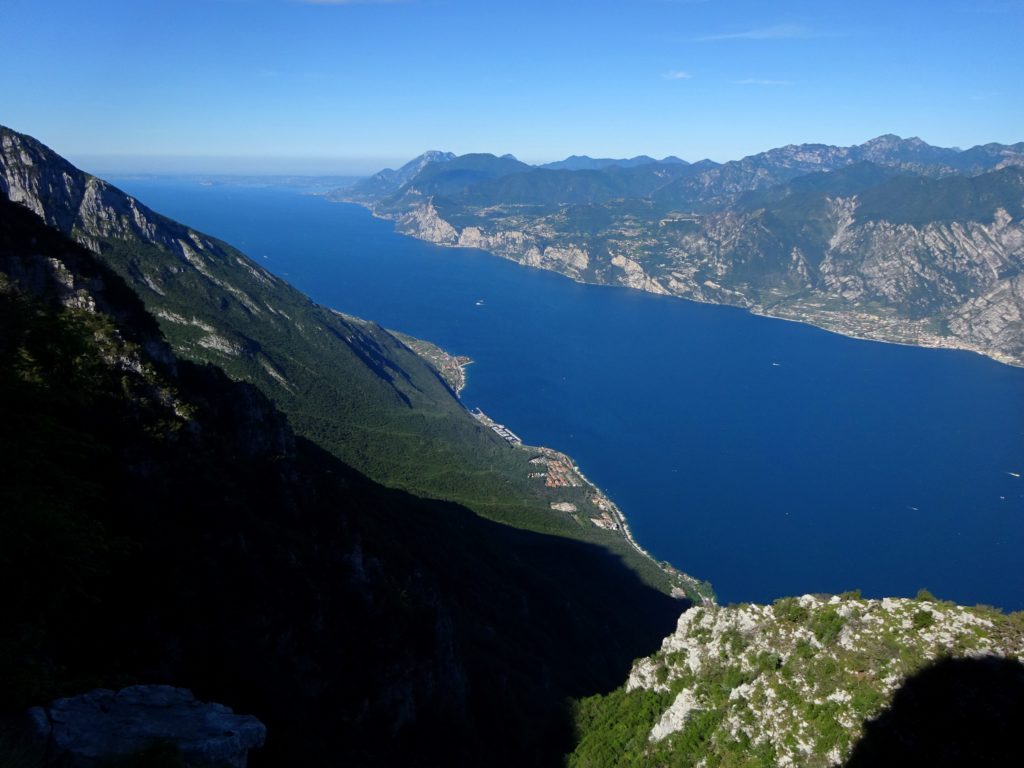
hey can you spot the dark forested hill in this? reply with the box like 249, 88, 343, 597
0, 125, 685, 593
0, 193, 682, 767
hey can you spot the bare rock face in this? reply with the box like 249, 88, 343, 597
27, 685, 266, 767
396, 200, 459, 244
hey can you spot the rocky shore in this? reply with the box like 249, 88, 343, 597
347, 198, 1024, 369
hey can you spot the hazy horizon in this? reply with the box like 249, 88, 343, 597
69, 129, 1020, 179
5, 0, 1021, 169
69, 153, 403, 177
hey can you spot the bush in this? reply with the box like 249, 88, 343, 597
772, 598, 809, 624
912, 610, 935, 630
753, 651, 781, 674
570, 688, 672, 768
811, 607, 846, 645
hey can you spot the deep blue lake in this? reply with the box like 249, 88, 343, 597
114, 177, 1024, 610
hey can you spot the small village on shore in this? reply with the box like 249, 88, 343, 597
470, 408, 709, 602
396, 334, 713, 603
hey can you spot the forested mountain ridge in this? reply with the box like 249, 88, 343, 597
0, 124, 695, 595
336, 136, 1024, 365
0, 165, 685, 767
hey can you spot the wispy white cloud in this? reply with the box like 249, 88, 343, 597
697, 23, 816, 41
663, 70, 693, 80
734, 78, 793, 86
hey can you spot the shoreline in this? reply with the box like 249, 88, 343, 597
346, 311, 700, 595
334, 196, 1015, 607
431, 383, 712, 601
337, 197, 1022, 371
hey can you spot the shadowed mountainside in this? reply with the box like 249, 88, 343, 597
0, 188, 683, 766
0, 123, 694, 598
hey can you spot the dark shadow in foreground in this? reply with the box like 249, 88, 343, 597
844, 656, 1024, 768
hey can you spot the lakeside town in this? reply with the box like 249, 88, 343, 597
470, 408, 708, 601
471, 408, 624, 532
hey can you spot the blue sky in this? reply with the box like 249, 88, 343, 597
3, 0, 1022, 173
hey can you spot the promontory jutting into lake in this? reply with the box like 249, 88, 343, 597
119, 177, 1024, 611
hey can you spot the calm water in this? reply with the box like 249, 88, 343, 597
116, 178, 1024, 610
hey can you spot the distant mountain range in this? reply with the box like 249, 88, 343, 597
334, 135, 1024, 365
540, 154, 689, 171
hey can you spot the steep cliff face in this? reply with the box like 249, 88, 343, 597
570, 594, 1024, 768
396, 197, 460, 243
370, 193, 1024, 363
822, 207, 1024, 310
947, 274, 1024, 354
339, 137, 1024, 366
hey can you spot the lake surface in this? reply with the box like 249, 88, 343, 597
115, 177, 1024, 610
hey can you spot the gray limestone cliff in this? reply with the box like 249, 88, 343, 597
336, 136, 1024, 366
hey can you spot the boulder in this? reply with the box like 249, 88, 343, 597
27, 685, 265, 767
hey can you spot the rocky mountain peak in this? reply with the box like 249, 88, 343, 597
406, 149, 456, 170
860, 133, 911, 149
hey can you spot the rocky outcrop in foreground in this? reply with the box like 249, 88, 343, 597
570, 594, 1024, 767
28, 686, 265, 767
